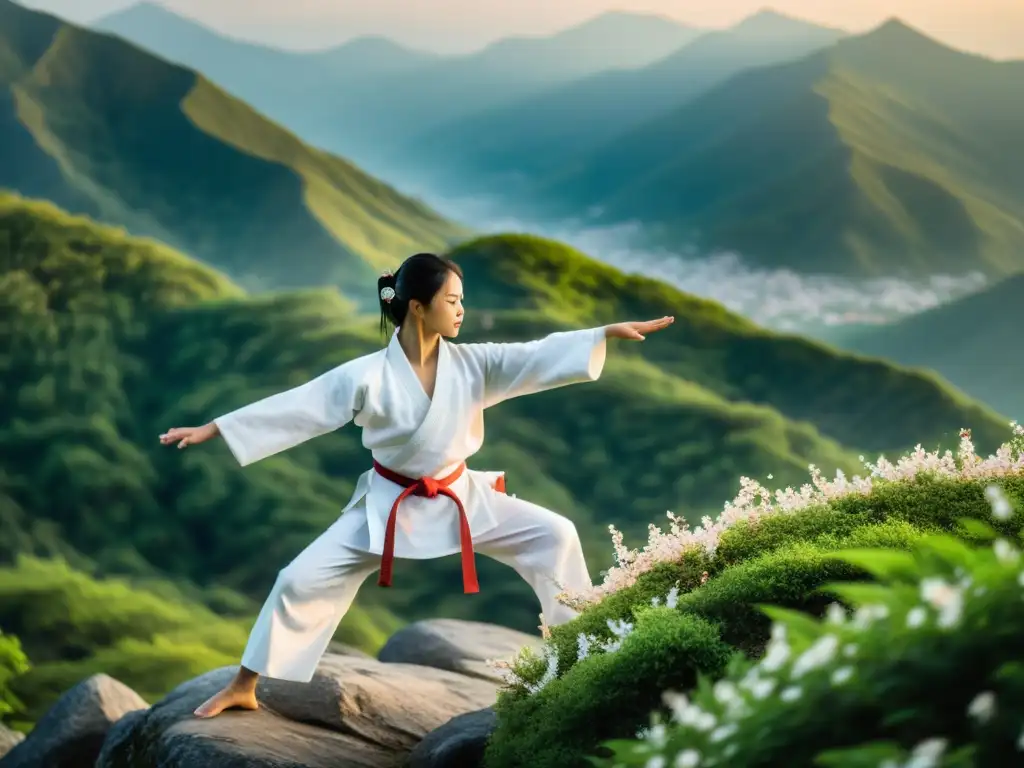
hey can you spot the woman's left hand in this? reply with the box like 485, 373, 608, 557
604, 316, 675, 341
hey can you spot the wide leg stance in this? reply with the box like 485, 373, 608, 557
240, 492, 592, 683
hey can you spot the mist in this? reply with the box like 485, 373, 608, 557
415, 189, 988, 337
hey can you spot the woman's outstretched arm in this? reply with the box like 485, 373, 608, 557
159, 356, 369, 465
475, 315, 674, 408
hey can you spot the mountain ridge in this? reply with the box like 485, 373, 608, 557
526, 17, 1024, 278
92, 1, 704, 171
388, 10, 846, 193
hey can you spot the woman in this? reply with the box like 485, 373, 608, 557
160, 252, 673, 718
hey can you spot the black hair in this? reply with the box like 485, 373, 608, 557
378, 252, 463, 337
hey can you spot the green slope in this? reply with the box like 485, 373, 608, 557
840, 272, 1024, 419
448, 233, 1009, 456
0, 0, 467, 300
536, 19, 1024, 278
392, 10, 844, 193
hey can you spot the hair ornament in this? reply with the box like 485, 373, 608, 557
380, 286, 396, 303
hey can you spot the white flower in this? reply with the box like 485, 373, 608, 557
662, 690, 689, 723
791, 634, 839, 678
920, 578, 964, 628
843, 643, 858, 658
675, 750, 701, 768
665, 585, 680, 609
967, 691, 996, 723
852, 603, 889, 630
905, 737, 947, 768
750, 678, 775, 699
906, 606, 927, 628
986, 484, 1013, 520
760, 624, 791, 672
576, 633, 592, 661
825, 602, 846, 625
995, 538, 1020, 563
710, 723, 738, 743
780, 686, 802, 702
713, 680, 740, 706
645, 756, 666, 768
524, 644, 560, 694
831, 666, 854, 685
646, 723, 668, 748
1017, 725, 1024, 751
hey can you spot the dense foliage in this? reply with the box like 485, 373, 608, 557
597, 495, 1024, 767
482, 431, 1024, 768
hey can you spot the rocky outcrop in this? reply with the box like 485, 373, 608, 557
0, 674, 147, 768
6, 619, 528, 768
91, 653, 499, 767
377, 618, 543, 683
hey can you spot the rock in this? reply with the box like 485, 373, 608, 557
97, 651, 499, 768
326, 641, 372, 658
377, 619, 542, 683
0, 724, 25, 759
0, 673, 147, 768
93, 709, 147, 768
406, 707, 497, 768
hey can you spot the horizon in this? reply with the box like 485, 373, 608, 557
15, 0, 1024, 60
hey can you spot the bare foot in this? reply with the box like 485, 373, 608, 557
193, 685, 259, 718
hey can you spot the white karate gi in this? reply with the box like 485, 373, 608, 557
214, 327, 607, 682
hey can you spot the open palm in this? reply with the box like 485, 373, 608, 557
605, 316, 674, 341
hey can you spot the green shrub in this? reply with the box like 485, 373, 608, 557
0, 629, 29, 722
484, 471, 1024, 768
508, 476, 1024, 696
484, 610, 733, 768
595, 498, 1024, 767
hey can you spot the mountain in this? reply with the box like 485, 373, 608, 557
92, 2, 439, 148
90, 5, 702, 174
391, 10, 846, 192
273, 11, 705, 173
840, 273, 1024, 419
533, 18, 1024, 279
0, 0, 467, 300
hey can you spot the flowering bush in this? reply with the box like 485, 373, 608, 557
565, 425, 1024, 609
595, 485, 1024, 768
482, 426, 1024, 768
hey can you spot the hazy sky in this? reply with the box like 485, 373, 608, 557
20, 0, 1024, 59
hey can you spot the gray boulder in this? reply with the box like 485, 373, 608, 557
96, 651, 498, 767
377, 619, 542, 683
0, 674, 147, 768
406, 707, 497, 768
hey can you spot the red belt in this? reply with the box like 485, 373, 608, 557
373, 461, 506, 594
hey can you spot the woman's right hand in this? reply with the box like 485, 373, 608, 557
159, 422, 220, 449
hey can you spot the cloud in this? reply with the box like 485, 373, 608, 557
415, 189, 989, 335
